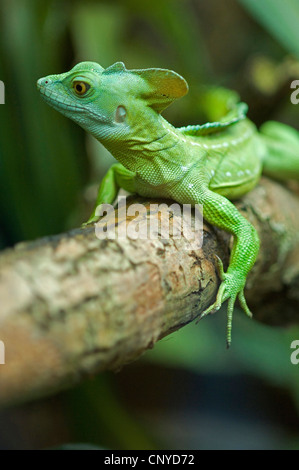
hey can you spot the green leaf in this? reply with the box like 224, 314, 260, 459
238, 0, 299, 59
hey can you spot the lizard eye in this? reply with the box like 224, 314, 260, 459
73, 81, 90, 96
115, 105, 127, 123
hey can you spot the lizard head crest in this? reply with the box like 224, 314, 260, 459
37, 61, 189, 146
102, 62, 189, 112
130, 67, 189, 113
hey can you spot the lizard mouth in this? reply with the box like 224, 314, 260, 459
37, 82, 84, 113
37, 81, 110, 123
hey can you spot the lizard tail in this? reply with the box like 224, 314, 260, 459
260, 120, 299, 182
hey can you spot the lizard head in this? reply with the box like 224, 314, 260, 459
37, 61, 188, 146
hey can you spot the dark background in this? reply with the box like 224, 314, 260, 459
0, 0, 299, 450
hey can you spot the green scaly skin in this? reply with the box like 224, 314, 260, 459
37, 61, 299, 347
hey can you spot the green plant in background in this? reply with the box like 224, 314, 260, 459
0, 1, 88, 247
2, 0, 298, 247
238, 0, 299, 60
0, 0, 299, 450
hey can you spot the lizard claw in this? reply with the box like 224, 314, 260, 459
197, 256, 253, 347
213, 254, 226, 281
81, 209, 101, 227
197, 254, 227, 319
81, 217, 97, 228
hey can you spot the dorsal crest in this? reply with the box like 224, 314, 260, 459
179, 103, 248, 136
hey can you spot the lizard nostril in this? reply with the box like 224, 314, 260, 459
37, 78, 52, 88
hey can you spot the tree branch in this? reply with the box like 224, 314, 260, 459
0, 177, 298, 407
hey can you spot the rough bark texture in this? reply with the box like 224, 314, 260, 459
0, 177, 298, 407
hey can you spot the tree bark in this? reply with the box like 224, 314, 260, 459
0, 177, 298, 407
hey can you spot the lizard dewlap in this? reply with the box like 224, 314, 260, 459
37, 61, 299, 346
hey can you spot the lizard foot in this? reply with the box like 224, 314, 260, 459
199, 255, 252, 348
81, 216, 98, 228
81, 208, 102, 227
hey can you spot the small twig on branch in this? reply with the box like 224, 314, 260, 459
0, 177, 298, 407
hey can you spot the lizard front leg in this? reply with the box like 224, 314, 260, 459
198, 189, 260, 347
84, 163, 136, 225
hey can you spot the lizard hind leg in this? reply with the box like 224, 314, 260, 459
194, 187, 259, 347
260, 121, 299, 182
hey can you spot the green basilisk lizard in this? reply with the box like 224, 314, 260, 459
37, 61, 299, 346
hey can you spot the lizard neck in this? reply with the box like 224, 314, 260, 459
100, 116, 187, 174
